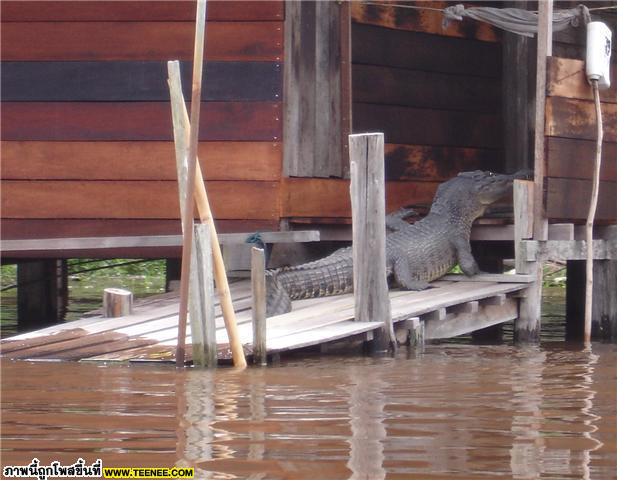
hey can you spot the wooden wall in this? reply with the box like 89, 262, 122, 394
350, 1, 503, 189
544, 3, 617, 222
545, 57, 617, 221
1, 1, 284, 242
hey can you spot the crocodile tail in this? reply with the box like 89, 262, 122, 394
265, 270, 292, 317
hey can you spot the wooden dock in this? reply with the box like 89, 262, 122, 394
0, 275, 529, 364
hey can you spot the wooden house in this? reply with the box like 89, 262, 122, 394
1, 1, 616, 336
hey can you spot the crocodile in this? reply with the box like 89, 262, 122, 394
266, 170, 529, 316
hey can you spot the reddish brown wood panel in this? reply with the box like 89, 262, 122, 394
2, 181, 280, 220
350, 1, 499, 42
1, 1, 284, 22
545, 96, 617, 143
1, 22, 283, 61
1, 141, 282, 181
353, 64, 500, 113
1, 102, 281, 141
546, 178, 617, 221
281, 178, 439, 218
353, 103, 501, 149
547, 57, 617, 104
546, 137, 617, 182
0, 219, 278, 240
384, 144, 499, 181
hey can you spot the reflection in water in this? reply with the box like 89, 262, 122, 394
1, 344, 616, 479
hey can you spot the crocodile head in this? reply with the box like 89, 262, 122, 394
430, 169, 531, 221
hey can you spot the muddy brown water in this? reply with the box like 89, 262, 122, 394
2, 342, 616, 480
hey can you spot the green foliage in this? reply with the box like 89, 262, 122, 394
1, 264, 17, 288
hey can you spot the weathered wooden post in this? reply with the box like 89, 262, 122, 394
103, 288, 133, 318
192, 224, 217, 367
349, 132, 395, 352
513, 179, 541, 341
251, 247, 267, 366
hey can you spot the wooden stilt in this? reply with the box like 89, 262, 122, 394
514, 180, 541, 342
251, 247, 267, 366
17, 260, 61, 331
349, 132, 395, 352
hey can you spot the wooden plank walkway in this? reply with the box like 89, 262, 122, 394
0, 276, 529, 364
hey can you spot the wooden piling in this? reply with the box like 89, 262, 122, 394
192, 224, 217, 367
349, 132, 395, 352
17, 259, 63, 331
514, 179, 541, 342
251, 247, 267, 366
103, 288, 133, 318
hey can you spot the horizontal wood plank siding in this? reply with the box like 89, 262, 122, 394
544, 56, 617, 222
350, 9, 503, 194
545, 96, 617, 143
546, 178, 617, 221
0, 1, 284, 22
353, 64, 501, 113
282, 178, 439, 219
2, 102, 281, 141
1, 61, 282, 102
350, 1, 500, 42
1, 1, 284, 244
353, 24, 501, 78
2, 181, 280, 220
546, 138, 617, 182
1, 22, 283, 61
354, 104, 501, 149
1, 219, 279, 241
1, 142, 282, 181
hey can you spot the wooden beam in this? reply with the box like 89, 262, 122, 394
521, 240, 617, 261
349, 133, 394, 351
532, 0, 552, 241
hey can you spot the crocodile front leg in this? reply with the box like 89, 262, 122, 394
451, 237, 480, 276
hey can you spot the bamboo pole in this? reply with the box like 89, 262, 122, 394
176, 0, 207, 367
584, 79, 603, 343
166, 66, 247, 368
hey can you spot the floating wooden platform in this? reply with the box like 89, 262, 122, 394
0, 275, 529, 364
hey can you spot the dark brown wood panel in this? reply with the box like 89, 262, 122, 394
1, 102, 281, 141
545, 96, 617, 143
546, 137, 617, 182
2, 181, 280, 220
1, 141, 282, 181
1, 219, 279, 240
353, 64, 500, 113
546, 178, 617, 221
351, 1, 499, 42
547, 57, 617, 104
281, 178, 439, 218
1, 61, 282, 102
352, 24, 501, 78
0, 1, 284, 22
353, 103, 501, 149
1, 22, 283, 61
384, 144, 500, 181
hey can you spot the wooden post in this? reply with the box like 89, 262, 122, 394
192, 224, 217, 367
532, 0, 552, 242
175, 0, 207, 367
349, 132, 395, 352
167, 61, 247, 368
103, 288, 133, 318
514, 180, 541, 342
16, 259, 62, 331
251, 247, 267, 366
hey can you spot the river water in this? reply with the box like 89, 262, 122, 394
2, 340, 616, 479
